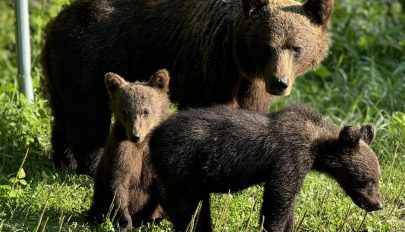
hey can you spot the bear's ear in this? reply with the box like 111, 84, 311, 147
241, 0, 269, 17
303, 0, 334, 26
360, 124, 376, 145
105, 72, 127, 95
148, 69, 170, 93
338, 125, 361, 149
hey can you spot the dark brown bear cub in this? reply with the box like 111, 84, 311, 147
149, 105, 383, 232
88, 70, 171, 230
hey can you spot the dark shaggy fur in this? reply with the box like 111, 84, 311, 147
149, 105, 382, 232
41, 0, 334, 174
88, 70, 170, 230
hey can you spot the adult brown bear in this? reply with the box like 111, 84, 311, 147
42, 0, 334, 174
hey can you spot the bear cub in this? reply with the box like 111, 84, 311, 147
88, 69, 171, 230
149, 105, 383, 232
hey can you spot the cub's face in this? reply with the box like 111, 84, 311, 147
334, 125, 383, 212
114, 86, 166, 143
105, 70, 170, 144
236, 0, 333, 96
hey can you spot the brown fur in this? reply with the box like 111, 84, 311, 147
149, 105, 382, 232
88, 70, 170, 230
42, 0, 334, 174
235, 0, 333, 96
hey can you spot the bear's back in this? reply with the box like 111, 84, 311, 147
150, 105, 337, 192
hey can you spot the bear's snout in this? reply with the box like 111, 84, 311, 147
267, 76, 289, 96
374, 201, 383, 211
130, 132, 141, 143
364, 200, 383, 212
354, 191, 383, 212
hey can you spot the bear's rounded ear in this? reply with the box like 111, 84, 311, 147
303, 0, 334, 26
148, 69, 170, 93
360, 124, 376, 145
105, 72, 127, 95
338, 125, 361, 149
242, 0, 269, 17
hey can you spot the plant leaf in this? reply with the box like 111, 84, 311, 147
19, 179, 27, 186
17, 168, 26, 179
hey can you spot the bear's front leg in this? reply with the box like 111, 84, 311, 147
163, 187, 212, 232
114, 180, 133, 231
260, 181, 298, 232
107, 142, 138, 230
283, 209, 295, 232
237, 78, 272, 113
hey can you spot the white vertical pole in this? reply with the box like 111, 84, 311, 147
15, 0, 34, 101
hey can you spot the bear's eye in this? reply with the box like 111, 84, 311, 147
367, 180, 375, 188
359, 179, 374, 188
143, 109, 149, 116
291, 46, 302, 55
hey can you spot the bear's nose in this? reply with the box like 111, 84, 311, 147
130, 133, 141, 143
274, 76, 289, 91
365, 200, 383, 212
375, 201, 383, 210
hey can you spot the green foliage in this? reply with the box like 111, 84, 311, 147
0, 0, 404, 231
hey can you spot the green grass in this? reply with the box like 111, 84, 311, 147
1, 0, 404, 231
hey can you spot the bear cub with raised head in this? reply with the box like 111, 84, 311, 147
150, 105, 383, 232
88, 69, 171, 230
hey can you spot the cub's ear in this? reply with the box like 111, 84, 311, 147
360, 124, 376, 144
242, 0, 269, 17
303, 0, 334, 26
338, 125, 361, 149
148, 69, 170, 93
105, 72, 127, 95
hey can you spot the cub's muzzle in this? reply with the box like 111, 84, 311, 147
267, 76, 289, 95
130, 132, 141, 143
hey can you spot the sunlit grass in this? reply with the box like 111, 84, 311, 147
0, 0, 404, 231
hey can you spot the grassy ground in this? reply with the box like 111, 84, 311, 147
0, 0, 404, 231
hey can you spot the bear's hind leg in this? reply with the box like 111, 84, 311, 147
68, 100, 111, 176
131, 199, 165, 227
51, 111, 77, 170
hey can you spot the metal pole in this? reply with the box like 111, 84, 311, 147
15, 0, 34, 101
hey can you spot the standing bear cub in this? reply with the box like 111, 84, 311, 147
42, 0, 334, 174
150, 105, 383, 232
88, 70, 171, 230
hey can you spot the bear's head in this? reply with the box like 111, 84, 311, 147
317, 124, 383, 212
235, 0, 333, 96
105, 69, 171, 144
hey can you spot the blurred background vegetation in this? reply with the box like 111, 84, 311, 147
0, 0, 404, 231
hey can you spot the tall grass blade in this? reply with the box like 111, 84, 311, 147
186, 201, 203, 232
34, 203, 48, 232
41, 217, 49, 232
356, 211, 368, 232
215, 192, 232, 231
57, 214, 65, 232
244, 199, 258, 232
337, 204, 351, 232
294, 210, 308, 232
